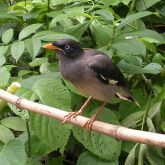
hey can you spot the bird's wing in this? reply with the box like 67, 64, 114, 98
88, 54, 128, 87
88, 54, 139, 106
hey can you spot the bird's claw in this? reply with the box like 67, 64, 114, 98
61, 112, 81, 125
83, 117, 96, 131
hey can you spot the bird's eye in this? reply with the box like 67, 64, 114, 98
65, 45, 70, 50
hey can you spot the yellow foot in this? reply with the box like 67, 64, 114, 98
61, 111, 81, 125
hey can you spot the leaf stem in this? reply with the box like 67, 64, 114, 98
26, 120, 31, 158
141, 73, 152, 88
129, 0, 136, 13
141, 92, 152, 130
106, 26, 116, 50
7, 0, 12, 6
46, 0, 50, 29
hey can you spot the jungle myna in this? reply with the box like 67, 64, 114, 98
43, 39, 139, 130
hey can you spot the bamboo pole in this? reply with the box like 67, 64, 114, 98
0, 89, 165, 148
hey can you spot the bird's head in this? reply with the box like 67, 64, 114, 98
43, 39, 83, 58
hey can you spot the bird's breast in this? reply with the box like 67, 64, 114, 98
59, 60, 85, 83
59, 59, 117, 103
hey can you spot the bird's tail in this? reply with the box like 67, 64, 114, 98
116, 87, 140, 107
127, 94, 140, 107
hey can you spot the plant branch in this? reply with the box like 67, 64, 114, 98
141, 92, 152, 130
26, 120, 31, 158
0, 89, 165, 148
46, 0, 50, 29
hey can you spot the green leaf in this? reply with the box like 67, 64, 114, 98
146, 146, 165, 165
161, 121, 165, 133
138, 144, 147, 165
19, 23, 43, 40
33, 30, 57, 38
26, 135, 53, 157
0, 67, 10, 88
118, 54, 142, 74
0, 14, 19, 21
142, 63, 162, 74
95, 9, 114, 22
0, 55, 6, 67
0, 46, 8, 56
30, 113, 71, 154
125, 144, 138, 165
29, 58, 48, 67
39, 62, 59, 74
147, 117, 155, 132
21, 73, 60, 90
65, 22, 90, 40
1, 117, 26, 132
117, 11, 152, 30
64, 6, 84, 14
122, 0, 131, 5
0, 140, 26, 165
47, 156, 64, 165
117, 29, 164, 44
30, 78, 72, 154
148, 101, 162, 119
119, 89, 147, 120
11, 41, 25, 62
26, 158, 42, 165
8, 88, 35, 120
18, 70, 35, 78
90, 21, 113, 47
0, 141, 4, 152
121, 111, 144, 128
32, 79, 71, 111
0, 46, 8, 66
122, 141, 136, 153
117, 57, 143, 74
73, 108, 121, 161
100, 0, 123, 6
39, 33, 78, 42
0, 124, 15, 143
25, 37, 41, 59
2, 29, 13, 45
77, 151, 118, 165
112, 39, 146, 56
136, 0, 161, 11
51, 13, 82, 27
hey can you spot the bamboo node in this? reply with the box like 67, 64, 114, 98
16, 97, 23, 109
114, 126, 121, 141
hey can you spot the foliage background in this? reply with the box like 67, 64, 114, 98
0, 0, 165, 164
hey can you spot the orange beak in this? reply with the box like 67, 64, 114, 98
43, 43, 61, 51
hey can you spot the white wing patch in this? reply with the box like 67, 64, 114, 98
116, 92, 129, 101
99, 74, 107, 81
108, 79, 118, 85
99, 74, 118, 85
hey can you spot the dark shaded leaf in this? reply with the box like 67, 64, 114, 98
77, 151, 118, 165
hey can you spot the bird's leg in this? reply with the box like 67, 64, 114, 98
83, 102, 106, 131
61, 96, 93, 124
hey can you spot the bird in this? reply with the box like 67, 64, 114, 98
43, 39, 139, 130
